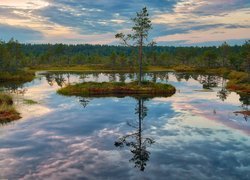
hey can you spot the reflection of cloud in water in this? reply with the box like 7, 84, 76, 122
1, 118, 250, 179
14, 78, 67, 120
1, 72, 249, 179
1, 128, 129, 179
18, 104, 53, 120
153, 90, 250, 134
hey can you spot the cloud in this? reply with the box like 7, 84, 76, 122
173, 0, 249, 15
0, 23, 43, 42
0, 0, 49, 10
152, 1, 250, 46
155, 27, 250, 45
0, 0, 249, 45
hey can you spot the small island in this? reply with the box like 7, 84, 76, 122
57, 8, 176, 98
57, 81, 176, 97
0, 93, 20, 123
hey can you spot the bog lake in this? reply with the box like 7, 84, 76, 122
0, 71, 249, 179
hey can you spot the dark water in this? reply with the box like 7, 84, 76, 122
0, 72, 249, 180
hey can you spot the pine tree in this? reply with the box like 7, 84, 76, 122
115, 7, 155, 85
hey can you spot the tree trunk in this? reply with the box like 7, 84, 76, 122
138, 36, 143, 85
138, 99, 142, 166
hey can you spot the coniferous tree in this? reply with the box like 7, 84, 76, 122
115, 7, 155, 85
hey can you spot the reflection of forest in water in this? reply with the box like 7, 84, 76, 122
42, 72, 249, 120
0, 71, 249, 123
42, 71, 227, 89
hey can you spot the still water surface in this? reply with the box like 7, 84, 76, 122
0, 72, 249, 180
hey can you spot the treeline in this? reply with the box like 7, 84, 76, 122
0, 38, 249, 73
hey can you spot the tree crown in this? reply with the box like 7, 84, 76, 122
115, 7, 154, 47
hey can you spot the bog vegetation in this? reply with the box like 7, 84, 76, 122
57, 81, 176, 97
0, 93, 20, 123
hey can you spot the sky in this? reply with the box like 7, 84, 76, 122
0, 0, 250, 46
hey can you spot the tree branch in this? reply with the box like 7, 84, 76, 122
115, 33, 132, 47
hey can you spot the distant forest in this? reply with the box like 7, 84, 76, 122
0, 38, 249, 73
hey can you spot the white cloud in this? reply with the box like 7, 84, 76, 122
0, 0, 49, 10
156, 27, 250, 44
0, 0, 249, 44
152, 0, 250, 44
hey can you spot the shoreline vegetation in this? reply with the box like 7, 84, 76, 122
30, 64, 249, 93
57, 81, 176, 97
0, 64, 248, 93
234, 111, 250, 116
1, 64, 248, 93
0, 70, 35, 84
0, 65, 247, 123
0, 65, 248, 123
0, 93, 20, 123
172, 65, 250, 93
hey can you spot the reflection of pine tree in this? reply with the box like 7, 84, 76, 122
45, 73, 66, 87
158, 72, 169, 82
79, 73, 89, 82
54, 74, 66, 87
108, 73, 116, 82
45, 74, 54, 86
152, 73, 157, 83
92, 73, 99, 81
115, 98, 155, 171
239, 93, 249, 121
148, 72, 169, 83
79, 98, 91, 108
128, 73, 135, 81
119, 73, 126, 83
66, 73, 71, 85
198, 75, 220, 89
217, 78, 230, 101
174, 73, 191, 82
190, 74, 199, 81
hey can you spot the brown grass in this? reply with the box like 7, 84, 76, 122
0, 93, 20, 123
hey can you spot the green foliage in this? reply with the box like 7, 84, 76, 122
228, 71, 249, 83
115, 7, 154, 84
241, 40, 250, 75
0, 37, 249, 76
109, 51, 117, 67
226, 71, 250, 93
0, 71, 35, 83
229, 54, 243, 70
0, 93, 13, 105
131, 7, 152, 41
23, 99, 38, 105
172, 65, 196, 72
203, 50, 218, 68
0, 38, 24, 72
219, 42, 230, 67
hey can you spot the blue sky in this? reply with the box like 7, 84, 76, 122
0, 0, 249, 46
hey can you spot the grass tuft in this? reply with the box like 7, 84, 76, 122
0, 93, 20, 123
23, 99, 38, 105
